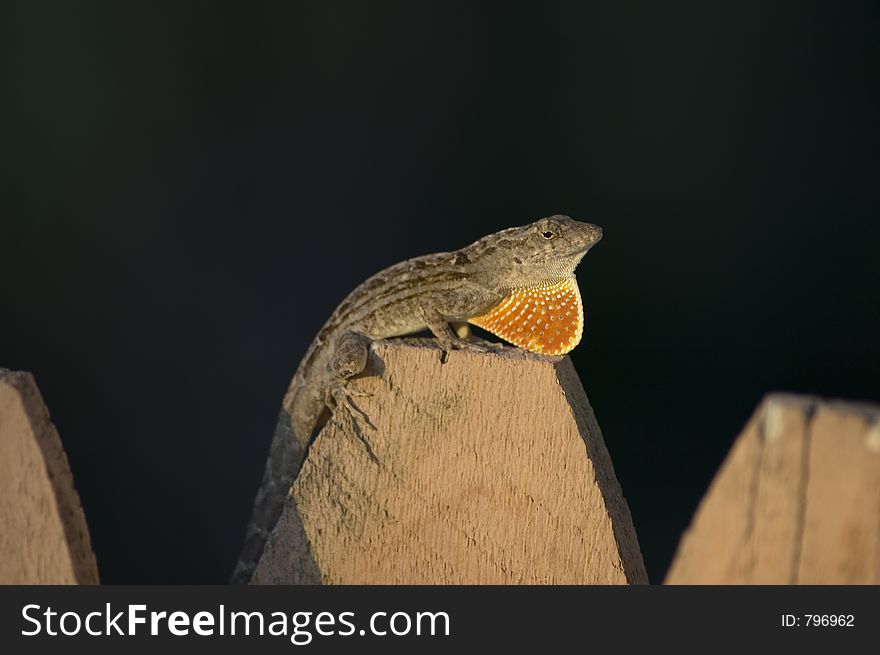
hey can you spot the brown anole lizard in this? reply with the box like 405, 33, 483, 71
232, 214, 602, 582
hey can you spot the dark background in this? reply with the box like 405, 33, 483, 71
4, 1, 879, 583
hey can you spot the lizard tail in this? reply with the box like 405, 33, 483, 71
231, 385, 321, 584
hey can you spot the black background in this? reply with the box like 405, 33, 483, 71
4, 1, 879, 583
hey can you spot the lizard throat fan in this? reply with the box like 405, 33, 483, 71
468, 277, 584, 355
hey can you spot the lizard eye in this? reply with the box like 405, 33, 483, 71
541, 230, 555, 239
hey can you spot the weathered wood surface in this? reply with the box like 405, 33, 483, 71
0, 370, 99, 584
666, 393, 880, 584
252, 339, 646, 584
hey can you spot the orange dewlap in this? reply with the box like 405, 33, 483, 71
468, 277, 584, 355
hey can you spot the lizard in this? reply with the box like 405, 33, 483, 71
231, 214, 603, 583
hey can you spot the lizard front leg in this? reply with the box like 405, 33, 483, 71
419, 284, 505, 355
419, 306, 493, 353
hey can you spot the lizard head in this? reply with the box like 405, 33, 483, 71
465, 215, 603, 291
463, 215, 602, 354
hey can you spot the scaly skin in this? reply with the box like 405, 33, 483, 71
232, 215, 603, 583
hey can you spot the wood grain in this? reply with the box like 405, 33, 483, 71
666, 393, 880, 584
0, 370, 99, 584
252, 340, 646, 584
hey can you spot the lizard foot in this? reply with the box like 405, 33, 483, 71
328, 382, 379, 463
462, 335, 506, 352
438, 336, 505, 363
344, 388, 374, 398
